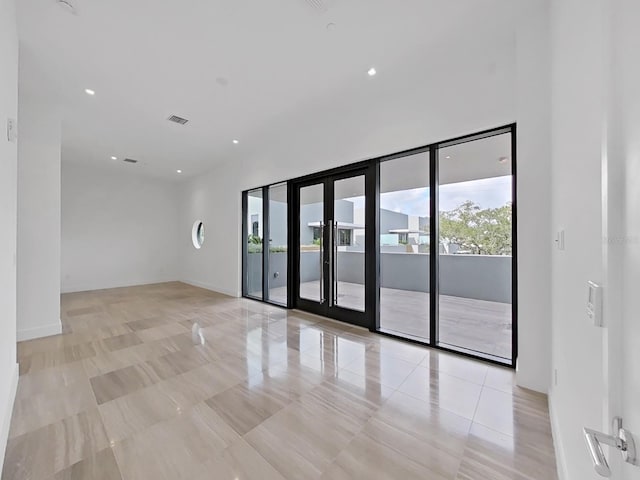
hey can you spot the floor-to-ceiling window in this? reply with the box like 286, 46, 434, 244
268, 183, 288, 306
437, 131, 514, 361
378, 150, 431, 341
242, 125, 516, 366
242, 183, 289, 306
245, 188, 263, 300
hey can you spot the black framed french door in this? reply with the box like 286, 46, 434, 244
291, 165, 376, 329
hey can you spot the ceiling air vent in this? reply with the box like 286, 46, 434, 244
123, 158, 138, 164
167, 115, 189, 125
303, 0, 328, 13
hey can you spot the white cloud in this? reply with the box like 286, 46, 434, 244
375, 175, 511, 217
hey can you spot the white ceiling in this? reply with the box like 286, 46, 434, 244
378, 132, 513, 193
17, 0, 519, 180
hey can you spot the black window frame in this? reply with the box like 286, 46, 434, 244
241, 123, 517, 368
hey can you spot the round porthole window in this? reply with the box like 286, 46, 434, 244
192, 220, 205, 249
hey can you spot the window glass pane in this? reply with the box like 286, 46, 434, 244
438, 133, 513, 360
299, 184, 324, 302
246, 189, 263, 299
379, 151, 430, 340
268, 183, 288, 305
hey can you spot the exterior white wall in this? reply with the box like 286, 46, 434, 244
61, 162, 180, 293
0, 0, 20, 471
16, 92, 62, 342
548, 0, 608, 479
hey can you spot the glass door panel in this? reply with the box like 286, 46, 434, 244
298, 183, 324, 303
332, 175, 366, 312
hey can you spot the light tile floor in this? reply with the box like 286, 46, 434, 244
3, 282, 556, 480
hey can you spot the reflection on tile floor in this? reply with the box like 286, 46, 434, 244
272, 281, 512, 359
3, 282, 555, 480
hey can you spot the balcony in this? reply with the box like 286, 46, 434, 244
263, 251, 512, 361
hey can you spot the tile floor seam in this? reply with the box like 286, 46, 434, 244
469, 384, 486, 426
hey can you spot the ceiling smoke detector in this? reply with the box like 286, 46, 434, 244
167, 115, 189, 125
56, 0, 77, 14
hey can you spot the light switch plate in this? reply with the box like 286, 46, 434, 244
587, 281, 603, 326
555, 230, 565, 250
6, 118, 17, 143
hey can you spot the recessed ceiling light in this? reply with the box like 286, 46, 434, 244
110, 156, 117, 160
367, 68, 377, 77
445, 155, 451, 159
176, 170, 182, 174
233, 139, 239, 144
85, 88, 95, 96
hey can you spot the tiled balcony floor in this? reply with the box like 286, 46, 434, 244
270, 281, 512, 360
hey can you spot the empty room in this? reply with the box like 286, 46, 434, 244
1, 0, 639, 479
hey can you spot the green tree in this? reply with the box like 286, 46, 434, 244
439, 201, 512, 255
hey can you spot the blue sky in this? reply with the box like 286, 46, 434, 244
348, 175, 512, 216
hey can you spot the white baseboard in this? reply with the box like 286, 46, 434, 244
179, 279, 239, 298
61, 277, 178, 294
0, 363, 19, 475
548, 389, 568, 480
17, 321, 62, 342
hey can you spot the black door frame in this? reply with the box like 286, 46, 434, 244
241, 123, 517, 368
291, 164, 375, 329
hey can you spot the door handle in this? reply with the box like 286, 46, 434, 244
584, 417, 637, 477
319, 222, 325, 304
328, 220, 333, 307
333, 220, 338, 306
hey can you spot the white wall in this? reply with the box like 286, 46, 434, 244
61, 162, 180, 293
0, 0, 19, 471
16, 93, 62, 342
605, 1, 640, 478
178, 37, 516, 296
514, 0, 552, 393
548, 0, 608, 478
